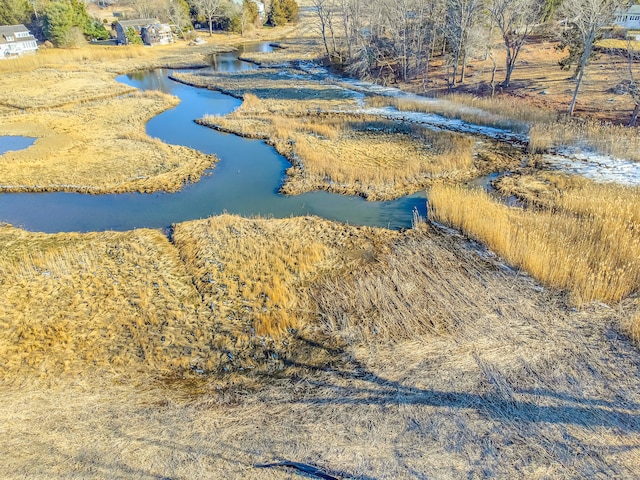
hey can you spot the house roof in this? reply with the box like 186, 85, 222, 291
117, 19, 159, 28
620, 5, 640, 15
0, 24, 29, 36
0, 24, 35, 45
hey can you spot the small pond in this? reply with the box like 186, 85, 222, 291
0, 136, 35, 156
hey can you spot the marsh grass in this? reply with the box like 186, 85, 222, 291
0, 216, 395, 380
365, 94, 545, 133
368, 94, 640, 161
629, 312, 640, 344
200, 95, 476, 199
0, 46, 150, 74
0, 90, 214, 193
428, 175, 640, 305
172, 69, 359, 112
172, 215, 396, 337
0, 41, 248, 194
529, 118, 640, 161
238, 41, 325, 66
2, 220, 640, 478
0, 226, 208, 379
3, 18, 640, 477
0, 67, 137, 110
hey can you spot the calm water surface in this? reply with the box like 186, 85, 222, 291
0, 44, 427, 233
0, 136, 35, 155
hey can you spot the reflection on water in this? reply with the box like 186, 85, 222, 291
0, 44, 427, 233
207, 42, 274, 72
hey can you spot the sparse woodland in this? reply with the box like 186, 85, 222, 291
312, 0, 640, 119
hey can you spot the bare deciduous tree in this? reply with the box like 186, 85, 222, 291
609, 41, 640, 126
129, 0, 166, 19
445, 0, 484, 87
164, 0, 192, 38
312, 0, 339, 59
488, 0, 545, 87
192, 0, 224, 36
560, 0, 627, 115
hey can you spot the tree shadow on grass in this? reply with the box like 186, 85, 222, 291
282, 335, 640, 434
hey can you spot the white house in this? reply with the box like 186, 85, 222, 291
0, 25, 38, 59
614, 5, 640, 30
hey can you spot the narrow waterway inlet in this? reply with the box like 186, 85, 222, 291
0, 44, 427, 233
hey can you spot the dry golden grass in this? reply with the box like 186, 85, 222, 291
2, 12, 640, 476
2, 223, 640, 479
0, 67, 136, 110
238, 40, 326, 66
366, 94, 550, 133
173, 67, 360, 112
529, 118, 640, 161
367, 94, 640, 161
280, 120, 476, 199
398, 39, 638, 125
0, 225, 207, 379
628, 312, 640, 345
497, 172, 640, 226
428, 175, 640, 305
0, 45, 151, 74
0, 216, 395, 381
172, 214, 396, 337
197, 92, 477, 199
596, 38, 640, 50
0, 40, 256, 194
0, 90, 215, 193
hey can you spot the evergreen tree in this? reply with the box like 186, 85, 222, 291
268, 0, 286, 25
282, 0, 298, 21
268, 0, 297, 26
125, 26, 143, 45
42, 1, 76, 46
42, 0, 107, 47
0, 0, 32, 25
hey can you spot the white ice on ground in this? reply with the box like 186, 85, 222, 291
292, 63, 640, 188
543, 151, 640, 187
355, 106, 529, 144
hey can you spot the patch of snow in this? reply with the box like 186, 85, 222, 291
355, 106, 529, 145
296, 61, 640, 188
544, 151, 640, 187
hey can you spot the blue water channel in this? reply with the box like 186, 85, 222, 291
0, 44, 427, 233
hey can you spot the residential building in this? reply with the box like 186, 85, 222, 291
0, 25, 38, 59
614, 5, 640, 30
115, 19, 174, 46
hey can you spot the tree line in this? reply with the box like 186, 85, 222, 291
0, 0, 299, 46
312, 0, 636, 116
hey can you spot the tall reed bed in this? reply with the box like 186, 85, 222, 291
365, 95, 546, 133
172, 215, 393, 338
0, 227, 208, 378
369, 94, 640, 162
529, 119, 640, 161
428, 180, 640, 305
172, 215, 331, 337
